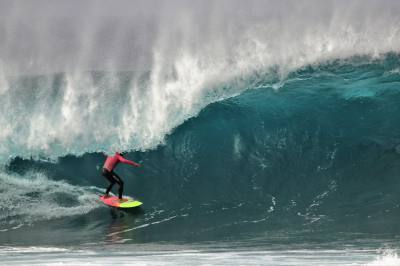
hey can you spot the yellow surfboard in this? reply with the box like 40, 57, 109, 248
100, 195, 143, 208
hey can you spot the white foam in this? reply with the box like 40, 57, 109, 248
365, 252, 400, 266
0, 246, 398, 266
0, 171, 102, 229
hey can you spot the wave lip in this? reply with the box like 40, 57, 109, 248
2, 1, 400, 161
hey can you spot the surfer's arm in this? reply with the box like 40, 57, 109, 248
118, 155, 141, 167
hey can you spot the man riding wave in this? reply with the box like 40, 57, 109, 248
102, 152, 141, 202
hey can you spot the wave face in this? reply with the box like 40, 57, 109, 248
2, 55, 400, 244
1, 1, 400, 246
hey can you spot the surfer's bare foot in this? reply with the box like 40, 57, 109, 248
119, 198, 128, 203
103, 194, 110, 198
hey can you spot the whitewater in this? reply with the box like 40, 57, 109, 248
1, 0, 400, 265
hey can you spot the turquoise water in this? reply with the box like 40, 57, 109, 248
1, 1, 400, 265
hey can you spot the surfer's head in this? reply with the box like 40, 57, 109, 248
116, 151, 125, 157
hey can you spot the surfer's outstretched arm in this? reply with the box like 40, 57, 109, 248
117, 154, 141, 167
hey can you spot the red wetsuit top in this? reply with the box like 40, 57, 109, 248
103, 153, 139, 171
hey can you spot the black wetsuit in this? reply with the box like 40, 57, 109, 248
102, 168, 124, 199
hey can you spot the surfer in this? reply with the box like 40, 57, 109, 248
102, 152, 141, 202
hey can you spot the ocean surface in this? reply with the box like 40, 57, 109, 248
1, 1, 400, 265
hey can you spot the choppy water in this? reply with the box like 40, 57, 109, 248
1, 244, 400, 266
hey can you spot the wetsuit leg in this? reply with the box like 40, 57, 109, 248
111, 172, 124, 199
102, 169, 116, 195
105, 182, 114, 195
